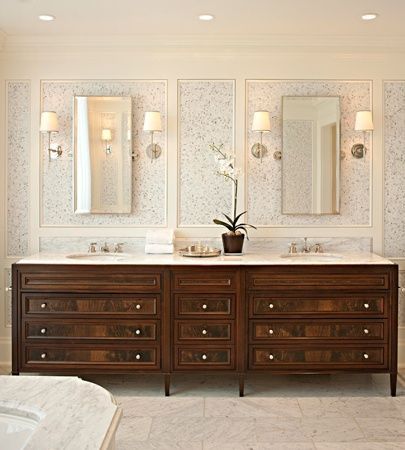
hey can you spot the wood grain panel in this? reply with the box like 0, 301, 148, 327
173, 271, 236, 292
175, 321, 233, 342
175, 294, 234, 318
175, 347, 234, 370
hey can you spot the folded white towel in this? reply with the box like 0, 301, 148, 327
145, 229, 175, 245
145, 244, 174, 254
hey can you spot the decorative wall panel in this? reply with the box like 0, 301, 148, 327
41, 80, 167, 226
178, 80, 235, 226
7, 81, 30, 256
247, 80, 371, 226
384, 81, 405, 257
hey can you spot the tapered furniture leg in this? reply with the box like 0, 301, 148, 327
390, 373, 397, 397
164, 374, 170, 397
239, 374, 245, 397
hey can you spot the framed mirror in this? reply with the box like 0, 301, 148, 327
73, 96, 132, 214
282, 96, 340, 215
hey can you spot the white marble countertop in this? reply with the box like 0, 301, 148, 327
0, 376, 121, 450
16, 251, 395, 265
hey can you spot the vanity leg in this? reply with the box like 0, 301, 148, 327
164, 374, 170, 397
239, 374, 245, 397
390, 372, 397, 397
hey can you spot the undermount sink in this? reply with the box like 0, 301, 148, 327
66, 252, 132, 261
280, 252, 343, 260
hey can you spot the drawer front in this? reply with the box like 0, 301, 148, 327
25, 320, 158, 341
175, 347, 235, 370
251, 320, 386, 342
175, 294, 234, 318
173, 271, 236, 292
250, 346, 386, 369
23, 345, 160, 369
250, 295, 387, 317
23, 294, 159, 317
176, 321, 233, 342
247, 269, 390, 290
20, 270, 161, 292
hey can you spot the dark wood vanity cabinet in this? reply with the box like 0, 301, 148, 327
12, 263, 398, 396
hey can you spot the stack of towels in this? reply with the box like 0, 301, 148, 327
145, 229, 175, 254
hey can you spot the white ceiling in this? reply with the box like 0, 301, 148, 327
0, 0, 404, 38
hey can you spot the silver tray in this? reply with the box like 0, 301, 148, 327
179, 245, 221, 258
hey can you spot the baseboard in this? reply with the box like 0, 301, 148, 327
0, 337, 11, 366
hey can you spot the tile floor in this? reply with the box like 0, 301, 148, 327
89, 372, 405, 450
2, 366, 405, 449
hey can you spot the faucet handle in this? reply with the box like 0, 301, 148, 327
288, 242, 297, 254
88, 242, 97, 253
113, 243, 125, 253
313, 243, 323, 253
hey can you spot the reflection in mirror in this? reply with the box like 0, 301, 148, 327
282, 96, 340, 215
73, 96, 132, 214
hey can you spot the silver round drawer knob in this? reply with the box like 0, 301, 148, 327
269, 303, 274, 309
40, 353, 47, 359
40, 303, 47, 309
363, 328, 369, 334
40, 328, 47, 335
135, 304, 142, 310
202, 354, 208, 360
363, 353, 369, 359
269, 354, 274, 360
202, 329, 208, 335
202, 304, 208, 310
364, 303, 370, 309
269, 329, 274, 335
135, 329, 141, 335
135, 353, 142, 360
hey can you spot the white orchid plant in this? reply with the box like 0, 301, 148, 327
210, 143, 257, 238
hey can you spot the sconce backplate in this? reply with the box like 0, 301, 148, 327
351, 143, 365, 159
251, 143, 268, 159
146, 143, 162, 160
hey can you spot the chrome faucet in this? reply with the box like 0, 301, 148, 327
88, 242, 97, 253
301, 237, 323, 254
113, 243, 124, 253
302, 237, 311, 253
100, 242, 110, 253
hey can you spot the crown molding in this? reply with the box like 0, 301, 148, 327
3, 33, 405, 54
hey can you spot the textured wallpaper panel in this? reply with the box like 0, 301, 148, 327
178, 80, 235, 226
384, 81, 405, 257
247, 80, 371, 226
41, 80, 167, 226
7, 81, 30, 256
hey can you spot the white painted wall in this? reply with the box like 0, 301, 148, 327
1, 41, 404, 367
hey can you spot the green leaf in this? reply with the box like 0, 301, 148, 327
213, 219, 234, 232
236, 223, 257, 230
233, 211, 247, 226
222, 213, 234, 226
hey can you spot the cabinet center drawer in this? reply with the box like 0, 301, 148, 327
173, 272, 236, 291
176, 322, 233, 341
175, 294, 234, 317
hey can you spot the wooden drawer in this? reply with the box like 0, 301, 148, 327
24, 320, 159, 341
250, 294, 388, 318
23, 293, 159, 317
19, 268, 162, 293
174, 347, 235, 370
173, 271, 236, 292
23, 345, 160, 370
175, 294, 235, 318
251, 320, 387, 342
247, 267, 390, 290
249, 346, 387, 369
175, 321, 233, 343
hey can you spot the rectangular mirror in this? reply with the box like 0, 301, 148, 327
73, 96, 132, 214
282, 96, 340, 215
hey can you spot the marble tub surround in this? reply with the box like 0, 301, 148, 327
0, 376, 121, 450
246, 80, 371, 227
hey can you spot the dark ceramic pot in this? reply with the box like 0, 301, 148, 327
222, 233, 245, 254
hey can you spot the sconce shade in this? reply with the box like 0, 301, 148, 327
101, 128, 112, 141
143, 111, 162, 132
252, 111, 271, 132
355, 111, 374, 131
40, 111, 59, 132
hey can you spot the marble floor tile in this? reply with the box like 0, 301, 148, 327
315, 443, 405, 450
117, 440, 203, 450
356, 418, 405, 441
115, 416, 152, 444
149, 417, 256, 443
203, 443, 316, 450
204, 397, 302, 418
255, 418, 312, 443
298, 397, 400, 419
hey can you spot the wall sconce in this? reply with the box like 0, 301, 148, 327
101, 128, 112, 155
251, 111, 281, 162
351, 110, 374, 159
143, 111, 162, 160
40, 111, 62, 161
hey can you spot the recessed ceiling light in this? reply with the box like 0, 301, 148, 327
39, 14, 55, 21
361, 13, 378, 21
199, 14, 214, 21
